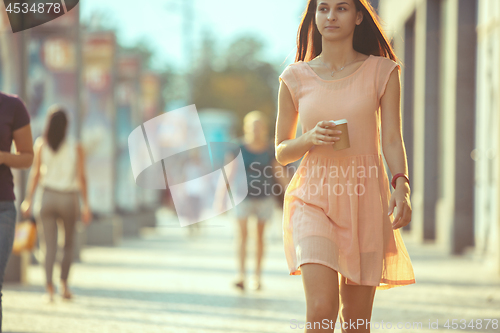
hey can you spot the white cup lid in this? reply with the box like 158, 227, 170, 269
331, 119, 347, 125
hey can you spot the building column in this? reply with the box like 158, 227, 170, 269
474, 0, 500, 272
422, 0, 441, 240
411, 0, 440, 242
435, 0, 477, 254
492, 0, 500, 277
498, 0, 500, 275
496, 14, 500, 273
451, 0, 477, 253
400, 12, 416, 232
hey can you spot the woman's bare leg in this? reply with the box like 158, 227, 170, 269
338, 276, 376, 332
254, 219, 266, 284
60, 279, 72, 299
236, 218, 248, 287
301, 263, 340, 332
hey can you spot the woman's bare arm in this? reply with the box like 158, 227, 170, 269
76, 143, 93, 224
380, 66, 412, 229
24, 136, 42, 203
76, 143, 90, 208
275, 81, 314, 166
380, 67, 410, 191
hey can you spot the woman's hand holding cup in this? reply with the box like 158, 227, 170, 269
308, 120, 342, 146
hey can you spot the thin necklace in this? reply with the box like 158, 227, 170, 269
318, 54, 360, 77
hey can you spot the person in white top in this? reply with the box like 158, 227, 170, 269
21, 105, 92, 302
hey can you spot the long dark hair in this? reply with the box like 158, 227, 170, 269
44, 105, 68, 152
295, 0, 398, 63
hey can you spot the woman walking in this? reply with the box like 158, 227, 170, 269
275, 1, 415, 332
0, 91, 33, 332
218, 111, 289, 291
21, 105, 92, 302
232, 111, 278, 291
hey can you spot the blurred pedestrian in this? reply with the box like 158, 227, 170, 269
276, 0, 415, 330
0, 91, 33, 332
182, 149, 205, 237
218, 110, 289, 291
21, 105, 92, 302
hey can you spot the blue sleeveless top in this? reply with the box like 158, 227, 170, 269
238, 140, 276, 198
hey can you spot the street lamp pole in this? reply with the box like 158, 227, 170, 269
165, 0, 196, 105
183, 0, 194, 105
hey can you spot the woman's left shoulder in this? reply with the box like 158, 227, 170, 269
371, 55, 399, 66
372, 56, 401, 79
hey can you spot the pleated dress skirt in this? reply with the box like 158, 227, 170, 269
282, 151, 416, 290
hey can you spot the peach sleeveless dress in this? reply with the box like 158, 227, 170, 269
279, 54, 416, 290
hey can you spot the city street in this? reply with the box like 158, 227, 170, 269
3, 207, 500, 333
1, 1, 499, 333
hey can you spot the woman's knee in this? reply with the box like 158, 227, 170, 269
339, 285, 376, 328
301, 264, 340, 321
237, 219, 248, 234
64, 227, 76, 249
63, 237, 74, 251
43, 236, 57, 253
238, 228, 248, 239
256, 223, 265, 240
307, 296, 339, 322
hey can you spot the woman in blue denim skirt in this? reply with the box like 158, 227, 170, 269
0, 91, 33, 332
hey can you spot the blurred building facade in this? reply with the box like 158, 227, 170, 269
0, 3, 165, 226
379, 0, 499, 274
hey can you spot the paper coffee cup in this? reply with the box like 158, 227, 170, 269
330, 119, 350, 151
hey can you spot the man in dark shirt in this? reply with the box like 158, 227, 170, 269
0, 91, 33, 332
0, 92, 33, 200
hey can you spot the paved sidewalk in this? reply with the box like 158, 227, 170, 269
2, 207, 500, 333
